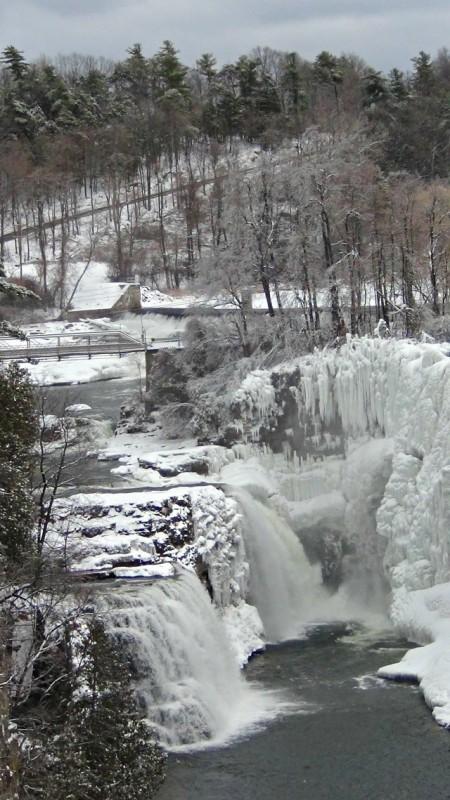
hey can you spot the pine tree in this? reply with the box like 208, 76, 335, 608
388, 68, 408, 101
411, 51, 435, 95
281, 52, 305, 116
313, 51, 343, 111
123, 43, 150, 104
38, 619, 166, 800
363, 71, 388, 107
1, 47, 28, 82
153, 40, 190, 101
196, 53, 217, 86
0, 364, 37, 567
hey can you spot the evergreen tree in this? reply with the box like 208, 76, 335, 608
281, 52, 305, 116
0, 364, 37, 567
118, 43, 151, 105
38, 619, 166, 800
388, 68, 408, 101
153, 40, 190, 101
411, 51, 435, 95
215, 63, 240, 137
1, 47, 28, 82
363, 71, 388, 107
313, 50, 343, 110
196, 53, 217, 87
72, 76, 107, 128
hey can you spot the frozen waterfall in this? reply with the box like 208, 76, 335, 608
100, 570, 274, 750
232, 488, 322, 642
230, 337, 450, 729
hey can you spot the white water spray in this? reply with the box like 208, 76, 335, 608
232, 488, 322, 643
100, 570, 274, 750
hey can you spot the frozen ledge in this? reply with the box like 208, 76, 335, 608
378, 584, 450, 728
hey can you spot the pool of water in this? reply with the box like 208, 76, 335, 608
41, 377, 142, 491
43, 376, 142, 425
158, 624, 450, 800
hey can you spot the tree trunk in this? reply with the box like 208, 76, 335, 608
261, 272, 275, 316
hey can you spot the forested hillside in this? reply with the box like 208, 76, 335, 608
0, 42, 449, 338
1, 37, 450, 800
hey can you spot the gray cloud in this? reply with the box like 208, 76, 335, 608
257, 0, 450, 21
28, 0, 124, 14
1, 0, 448, 71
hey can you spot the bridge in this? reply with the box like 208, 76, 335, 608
0, 330, 183, 362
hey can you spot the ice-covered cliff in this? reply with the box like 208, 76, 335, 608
229, 336, 450, 725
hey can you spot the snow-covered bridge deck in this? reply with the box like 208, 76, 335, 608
0, 330, 183, 362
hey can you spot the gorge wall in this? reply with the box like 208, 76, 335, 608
48, 336, 450, 741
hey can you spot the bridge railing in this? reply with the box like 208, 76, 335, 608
0, 328, 183, 361
145, 334, 183, 349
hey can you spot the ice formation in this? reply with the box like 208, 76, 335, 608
378, 584, 450, 727
230, 336, 450, 726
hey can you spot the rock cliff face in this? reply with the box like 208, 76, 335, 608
49, 482, 267, 665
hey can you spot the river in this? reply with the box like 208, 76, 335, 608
48, 377, 450, 798
45, 376, 142, 425
158, 624, 450, 800
44, 377, 142, 491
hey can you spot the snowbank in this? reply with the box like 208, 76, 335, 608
378, 583, 450, 727
25, 354, 142, 385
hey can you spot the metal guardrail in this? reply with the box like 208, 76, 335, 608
0, 329, 183, 362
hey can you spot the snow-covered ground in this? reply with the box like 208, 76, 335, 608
25, 355, 142, 386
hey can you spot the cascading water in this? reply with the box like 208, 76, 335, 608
99, 569, 274, 750
231, 488, 323, 643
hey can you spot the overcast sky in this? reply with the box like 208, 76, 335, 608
1, 0, 448, 73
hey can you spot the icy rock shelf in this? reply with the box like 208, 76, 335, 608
50, 472, 326, 748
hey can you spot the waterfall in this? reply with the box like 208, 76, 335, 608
99, 570, 274, 750
232, 488, 322, 643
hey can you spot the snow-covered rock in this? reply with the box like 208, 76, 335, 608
49, 488, 195, 575
138, 445, 234, 478
378, 583, 450, 727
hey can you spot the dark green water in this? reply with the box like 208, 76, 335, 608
158, 625, 450, 800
